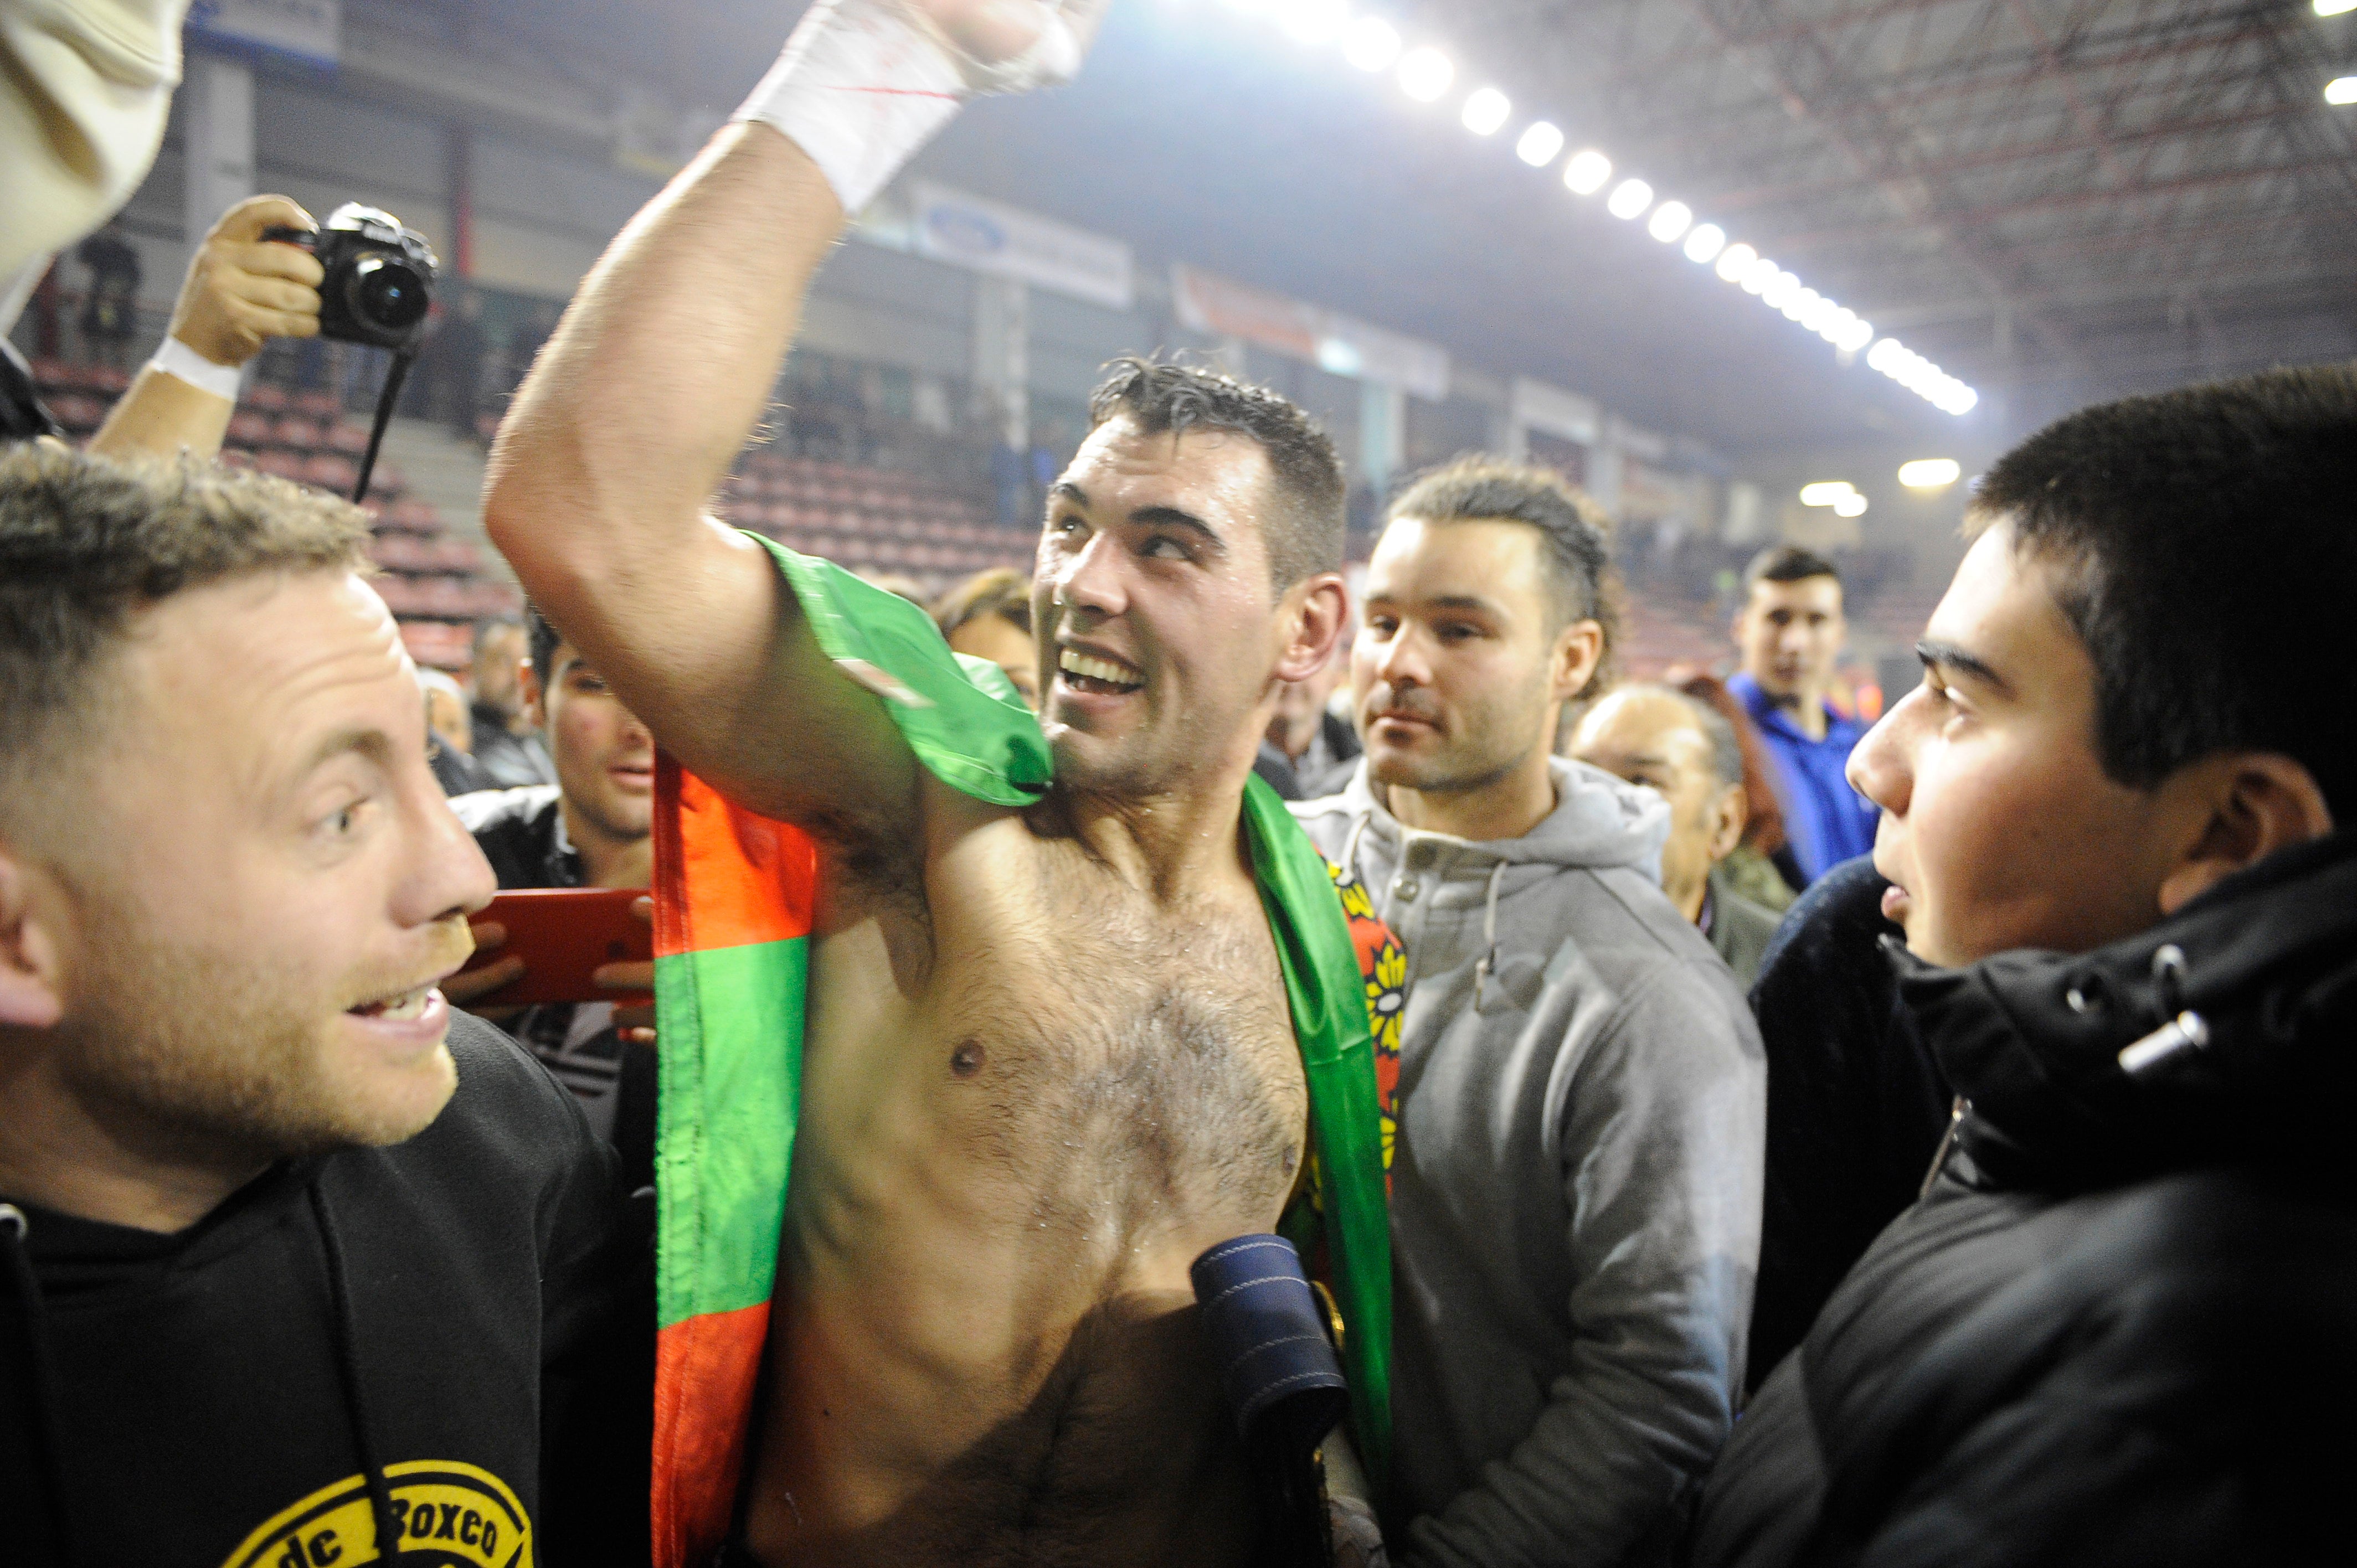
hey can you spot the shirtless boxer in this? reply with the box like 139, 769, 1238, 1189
485, 4, 1371, 1564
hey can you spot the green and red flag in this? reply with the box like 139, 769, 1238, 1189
649, 539, 1394, 1568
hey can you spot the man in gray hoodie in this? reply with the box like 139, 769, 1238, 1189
1295, 458, 1764, 1568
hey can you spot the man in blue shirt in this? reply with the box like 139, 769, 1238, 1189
1727, 546, 1878, 884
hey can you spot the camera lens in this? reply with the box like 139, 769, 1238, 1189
347, 252, 430, 334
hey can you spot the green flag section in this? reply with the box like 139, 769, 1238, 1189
649, 759, 816, 1566
1238, 773, 1393, 1488
649, 537, 1392, 1568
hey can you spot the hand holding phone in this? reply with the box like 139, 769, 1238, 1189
449, 889, 655, 1009
444, 920, 524, 1009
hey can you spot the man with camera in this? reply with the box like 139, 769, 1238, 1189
12, 193, 325, 460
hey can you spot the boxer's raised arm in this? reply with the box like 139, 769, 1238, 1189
483, 125, 898, 834
485, 1, 1105, 838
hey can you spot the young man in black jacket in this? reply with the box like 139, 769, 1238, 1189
1688, 364, 2357, 1565
0, 446, 649, 1566
446, 608, 660, 1185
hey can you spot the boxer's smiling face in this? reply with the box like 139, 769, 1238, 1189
1034, 418, 1289, 798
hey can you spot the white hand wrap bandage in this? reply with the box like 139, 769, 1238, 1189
734, 0, 1092, 215
148, 335, 243, 403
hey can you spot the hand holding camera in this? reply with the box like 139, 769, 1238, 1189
261, 202, 439, 352
165, 195, 328, 372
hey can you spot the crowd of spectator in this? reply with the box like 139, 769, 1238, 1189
4, 4, 2353, 1565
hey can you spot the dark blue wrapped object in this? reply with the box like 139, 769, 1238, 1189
1192, 1234, 1348, 1566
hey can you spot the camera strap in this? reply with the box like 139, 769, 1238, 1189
350, 348, 413, 506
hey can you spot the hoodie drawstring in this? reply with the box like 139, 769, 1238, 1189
1472, 859, 1509, 1015
1341, 812, 1372, 901
1, 1203, 76, 1568
309, 1184, 400, 1562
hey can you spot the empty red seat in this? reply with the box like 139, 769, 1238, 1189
398, 620, 475, 670
270, 415, 323, 450
300, 453, 356, 489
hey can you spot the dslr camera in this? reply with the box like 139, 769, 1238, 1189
263, 203, 438, 353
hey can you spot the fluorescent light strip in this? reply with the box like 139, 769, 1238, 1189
1214, 1, 1980, 415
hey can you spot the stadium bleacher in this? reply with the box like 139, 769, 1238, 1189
28, 359, 1037, 668
30, 358, 1933, 687
714, 446, 1030, 589
34, 358, 517, 670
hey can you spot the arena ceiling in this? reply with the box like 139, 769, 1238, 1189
1424, 0, 2357, 420
421, 0, 2357, 456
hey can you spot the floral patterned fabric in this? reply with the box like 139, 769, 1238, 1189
1328, 856, 1405, 1184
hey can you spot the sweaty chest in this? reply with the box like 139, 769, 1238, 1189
932, 896, 1309, 1246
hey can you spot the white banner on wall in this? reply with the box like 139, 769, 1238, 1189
187, 0, 340, 68
908, 183, 1134, 311
1171, 264, 1449, 401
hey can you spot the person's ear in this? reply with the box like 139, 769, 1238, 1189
1551, 620, 1605, 704
518, 661, 547, 730
1274, 574, 1349, 685
1706, 781, 1749, 863
2158, 752, 2334, 916
0, 849, 68, 1030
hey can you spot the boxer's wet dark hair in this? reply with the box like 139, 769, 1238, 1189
1087, 356, 1345, 591
1971, 362, 2357, 817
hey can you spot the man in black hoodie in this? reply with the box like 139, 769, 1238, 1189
0, 445, 648, 1566
1688, 364, 2357, 1565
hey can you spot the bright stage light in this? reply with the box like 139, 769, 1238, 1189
1683, 223, 1727, 263
1646, 200, 1692, 242
1462, 86, 1511, 135
1715, 241, 1757, 281
1799, 482, 1856, 507
1834, 492, 1869, 518
1898, 458, 1962, 489
1781, 285, 1816, 321
1866, 337, 1979, 416
1399, 47, 1455, 101
1516, 121, 1565, 167
2328, 75, 2357, 105
1563, 148, 1612, 194
1839, 318, 1875, 352
1341, 17, 1401, 71
1760, 269, 1801, 308
1606, 178, 1653, 219
1275, 0, 1347, 43
2318, 1, 2357, 18
1740, 254, 1777, 293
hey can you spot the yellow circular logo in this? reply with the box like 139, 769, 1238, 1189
218, 1461, 534, 1568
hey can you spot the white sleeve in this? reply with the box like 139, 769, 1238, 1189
0, 0, 189, 289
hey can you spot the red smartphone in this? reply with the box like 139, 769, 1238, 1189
455, 888, 653, 1007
